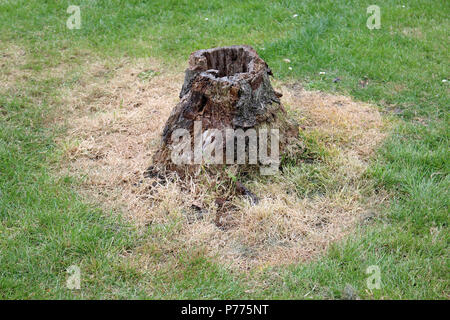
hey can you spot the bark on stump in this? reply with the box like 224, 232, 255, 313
152, 45, 299, 176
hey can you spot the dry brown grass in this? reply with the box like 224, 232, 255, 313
401, 27, 424, 39
0, 45, 29, 92
59, 59, 389, 270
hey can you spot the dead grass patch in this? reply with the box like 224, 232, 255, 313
402, 27, 424, 39
0, 44, 30, 92
59, 60, 390, 270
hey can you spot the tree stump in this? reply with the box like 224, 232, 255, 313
152, 45, 299, 176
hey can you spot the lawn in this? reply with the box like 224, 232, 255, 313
0, 0, 448, 299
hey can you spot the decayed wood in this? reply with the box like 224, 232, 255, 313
152, 45, 299, 174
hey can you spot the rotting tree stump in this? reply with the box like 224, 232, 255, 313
152, 45, 299, 176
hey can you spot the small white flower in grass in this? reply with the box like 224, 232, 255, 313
442, 79, 448, 83
319, 71, 326, 75
288, 67, 293, 70
283, 58, 291, 63
205, 18, 209, 21
293, 14, 298, 18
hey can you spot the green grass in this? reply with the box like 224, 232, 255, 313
0, 0, 448, 299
